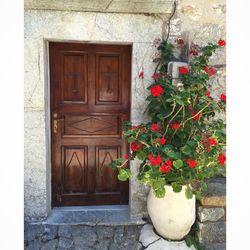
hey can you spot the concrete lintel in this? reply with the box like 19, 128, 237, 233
24, 0, 175, 15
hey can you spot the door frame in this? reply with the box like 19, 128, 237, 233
44, 39, 133, 212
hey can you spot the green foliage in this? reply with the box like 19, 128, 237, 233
109, 38, 226, 199
117, 169, 132, 181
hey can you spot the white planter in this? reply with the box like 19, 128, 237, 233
147, 185, 196, 240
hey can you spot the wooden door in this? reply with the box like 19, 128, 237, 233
49, 42, 131, 206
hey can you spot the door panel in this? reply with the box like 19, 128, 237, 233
50, 42, 131, 206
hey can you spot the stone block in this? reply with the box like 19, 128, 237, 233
24, 224, 43, 241
197, 207, 225, 222
58, 225, 72, 238
41, 225, 58, 241
114, 226, 124, 244
41, 239, 58, 250
95, 226, 114, 240
71, 225, 96, 240
200, 178, 226, 207
203, 242, 226, 250
197, 221, 226, 243
58, 237, 74, 249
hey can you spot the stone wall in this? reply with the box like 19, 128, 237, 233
197, 178, 226, 250
24, 9, 164, 220
24, 223, 143, 250
24, 0, 226, 221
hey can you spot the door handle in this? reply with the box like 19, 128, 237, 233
53, 113, 64, 134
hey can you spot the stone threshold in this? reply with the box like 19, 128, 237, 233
32, 205, 146, 226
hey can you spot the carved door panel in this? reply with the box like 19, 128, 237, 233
50, 42, 131, 206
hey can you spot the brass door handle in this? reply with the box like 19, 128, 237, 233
53, 113, 64, 134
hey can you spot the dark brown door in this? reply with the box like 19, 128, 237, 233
49, 42, 131, 206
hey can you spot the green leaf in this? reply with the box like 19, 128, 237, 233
137, 151, 147, 161
194, 191, 202, 200
171, 182, 182, 193
117, 169, 132, 181
185, 186, 194, 199
181, 145, 192, 156
153, 187, 166, 198
173, 159, 183, 169
150, 178, 166, 198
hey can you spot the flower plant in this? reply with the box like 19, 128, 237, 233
109, 39, 226, 199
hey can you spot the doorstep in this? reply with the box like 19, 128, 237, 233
31, 205, 146, 226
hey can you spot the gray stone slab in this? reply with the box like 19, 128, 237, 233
139, 224, 160, 247
197, 207, 225, 222
198, 221, 226, 243
44, 205, 145, 226
145, 238, 194, 250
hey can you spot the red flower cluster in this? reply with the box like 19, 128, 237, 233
208, 138, 217, 146
124, 154, 129, 160
172, 123, 180, 130
191, 111, 201, 121
179, 66, 189, 75
138, 71, 144, 79
152, 73, 161, 81
218, 153, 226, 166
186, 159, 198, 168
218, 39, 226, 47
160, 137, 167, 145
150, 123, 161, 132
204, 66, 215, 76
148, 154, 162, 165
190, 49, 199, 56
205, 92, 212, 98
150, 85, 163, 97
131, 141, 142, 152
220, 93, 226, 103
160, 159, 172, 173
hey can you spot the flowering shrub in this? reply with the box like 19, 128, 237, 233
109, 39, 226, 199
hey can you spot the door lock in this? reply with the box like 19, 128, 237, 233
53, 113, 64, 134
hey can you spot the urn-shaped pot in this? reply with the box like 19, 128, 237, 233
147, 185, 196, 240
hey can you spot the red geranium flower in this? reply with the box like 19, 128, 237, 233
150, 85, 163, 97
179, 66, 189, 75
148, 154, 162, 165
160, 137, 167, 145
205, 92, 212, 98
208, 67, 215, 76
150, 123, 161, 132
124, 154, 129, 160
152, 73, 161, 80
165, 159, 173, 167
208, 138, 217, 146
131, 141, 142, 152
186, 159, 198, 169
204, 66, 215, 76
160, 164, 171, 173
139, 71, 144, 79
191, 111, 201, 121
172, 123, 180, 130
218, 153, 226, 166
218, 39, 226, 47
220, 93, 226, 103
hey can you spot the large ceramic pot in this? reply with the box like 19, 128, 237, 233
147, 185, 196, 240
